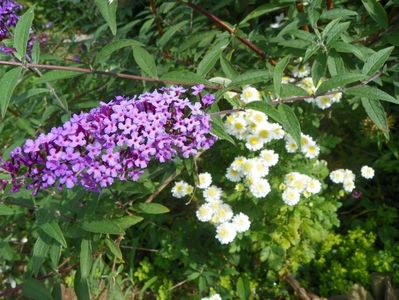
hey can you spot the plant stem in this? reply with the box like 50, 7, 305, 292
0, 60, 221, 90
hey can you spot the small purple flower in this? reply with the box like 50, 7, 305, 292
192, 84, 205, 96
202, 94, 215, 107
352, 191, 362, 199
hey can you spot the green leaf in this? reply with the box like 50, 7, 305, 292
0, 204, 24, 215
229, 70, 270, 87
0, 67, 22, 118
34, 70, 81, 84
210, 115, 236, 145
346, 86, 399, 104
324, 21, 350, 46
139, 276, 158, 300
361, 0, 388, 29
105, 238, 123, 261
115, 215, 144, 230
161, 70, 209, 85
22, 279, 53, 300
311, 52, 327, 86
362, 46, 394, 76
74, 270, 90, 300
132, 46, 158, 78
81, 220, 125, 235
273, 55, 290, 98
220, 56, 238, 79
95, 39, 142, 64
40, 222, 67, 248
30, 236, 50, 276
320, 8, 358, 19
278, 104, 301, 148
158, 21, 188, 48
13, 7, 34, 61
197, 41, 228, 77
331, 41, 368, 61
361, 98, 389, 139
80, 239, 92, 279
316, 73, 367, 95
236, 277, 250, 300
303, 44, 320, 63
135, 203, 170, 214
245, 101, 282, 124
95, 0, 118, 35
240, 3, 288, 24
280, 84, 309, 98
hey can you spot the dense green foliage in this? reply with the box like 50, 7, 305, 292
0, 0, 399, 299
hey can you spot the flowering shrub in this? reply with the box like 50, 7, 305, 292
0, 0, 398, 299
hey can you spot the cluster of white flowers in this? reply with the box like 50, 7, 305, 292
202, 293, 222, 300
361, 165, 375, 179
224, 108, 285, 152
285, 133, 320, 159
280, 63, 343, 110
226, 149, 279, 198
329, 169, 356, 192
171, 180, 194, 198
172, 173, 250, 245
281, 172, 322, 205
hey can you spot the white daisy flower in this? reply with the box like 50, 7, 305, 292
285, 135, 298, 153
242, 158, 257, 176
197, 172, 212, 189
251, 159, 269, 178
343, 169, 355, 181
196, 204, 214, 222
215, 222, 237, 244
230, 156, 247, 172
225, 166, 243, 182
302, 141, 320, 159
209, 295, 222, 300
212, 203, 234, 224
259, 149, 279, 167
343, 179, 355, 192
329, 169, 345, 184
232, 213, 251, 233
249, 178, 271, 198
245, 134, 264, 151
171, 181, 192, 198
361, 166, 374, 179
315, 95, 333, 109
282, 188, 301, 206
240, 86, 261, 104
247, 109, 268, 124
306, 179, 322, 194
292, 64, 310, 78
203, 185, 222, 202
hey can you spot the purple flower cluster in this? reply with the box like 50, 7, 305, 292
0, 86, 216, 195
0, 0, 22, 53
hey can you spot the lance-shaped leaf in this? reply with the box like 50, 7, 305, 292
13, 7, 34, 61
361, 98, 389, 139
132, 46, 158, 78
362, 46, 394, 76
0, 67, 22, 119
95, 0, 118, 35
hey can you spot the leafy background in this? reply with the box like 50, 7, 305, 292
0, 0, 398, 299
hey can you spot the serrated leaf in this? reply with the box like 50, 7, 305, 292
361, 0, 388, 29
135, 203, 170, 214
362, 46, 394, 76
210, 115, 236, 145
34, 70, 81, 84
316, 73, 367, 95
197, 41, 227, 77
273, 55, 290, 97
81, 220, 125, 235
312, 52, 327, 86
230, 70, 270, 87
22, 279, 53, 300
95, 39, 142, 64
346, 86, 399, 104
245, 101, 282, 124
278, 104, 301, 148
13, 7, 34, 61
0, 67, 22, 118
158, 21, 188, 48
361, 98, 389, 139
132, 46, 157, 78
240, 3, 288, 24
220, 56, 238, 79
40, 222, 67, 248
105, 238, 123, 260
95, 0, 118, 35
